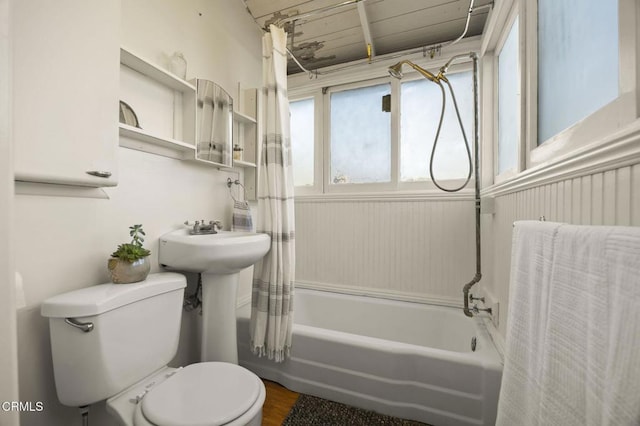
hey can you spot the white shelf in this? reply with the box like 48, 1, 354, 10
233, 110, 257, 125
233, 160, 257, 168
119, 124, 195, 155
120, 47, 195, 94
188, 157, 233, 169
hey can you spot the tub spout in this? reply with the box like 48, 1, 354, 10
463, 273, 482, 317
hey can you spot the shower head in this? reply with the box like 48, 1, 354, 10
388, 62, 405, 79
387, 60, 440, 83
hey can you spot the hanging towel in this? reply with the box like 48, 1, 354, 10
496, 221, 640, 426
232, 200, 253, 232
496, 221, 562, 426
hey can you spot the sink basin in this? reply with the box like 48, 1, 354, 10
159, 229, 270, 274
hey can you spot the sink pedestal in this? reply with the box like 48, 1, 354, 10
200, 272, 240, 364
158, 229, 269, 366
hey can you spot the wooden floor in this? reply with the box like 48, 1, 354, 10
261, 380, 300, 426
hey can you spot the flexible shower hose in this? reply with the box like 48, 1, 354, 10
429, 79, 473, 193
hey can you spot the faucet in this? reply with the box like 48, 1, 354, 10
185, 220, 222, 235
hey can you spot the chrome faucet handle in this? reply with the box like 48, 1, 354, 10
210, 220, 222, 232
471, 304, 492, 315
184, 220, 202, 234
469, 293, 485, 303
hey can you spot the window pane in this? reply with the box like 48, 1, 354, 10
290, 98, 314, 187
498, 17, 519, 174
400, 72, 473, 182
538, 0, 618, 144
330, 84, 391, 184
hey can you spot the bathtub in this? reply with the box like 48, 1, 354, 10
237, 288, 502, 426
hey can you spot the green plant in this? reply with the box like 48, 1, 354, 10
111, 224, 151, 262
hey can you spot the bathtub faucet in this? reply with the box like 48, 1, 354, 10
462, 273, 482, 317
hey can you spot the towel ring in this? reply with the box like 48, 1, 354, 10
226, 178, 247, 202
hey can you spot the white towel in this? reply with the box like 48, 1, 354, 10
497, 221, 640, 426
497, 221, 562, 425
232, 200, 253, 232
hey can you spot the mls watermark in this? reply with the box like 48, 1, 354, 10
1, 401, 44, 412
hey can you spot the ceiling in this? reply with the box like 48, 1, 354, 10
243, 0, 493, 75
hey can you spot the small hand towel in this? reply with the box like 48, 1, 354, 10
232, 200, 253, 232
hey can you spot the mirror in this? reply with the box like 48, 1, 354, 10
196, 80, 233, 166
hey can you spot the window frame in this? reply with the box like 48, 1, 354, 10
289, 90, 324, 196
396, 64, 476, 192
323, 77, 397, 193
493, 5, 522, 184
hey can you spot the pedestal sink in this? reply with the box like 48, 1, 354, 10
159, 229, 270, 364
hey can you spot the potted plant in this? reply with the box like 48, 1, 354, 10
108, 224, 151, 284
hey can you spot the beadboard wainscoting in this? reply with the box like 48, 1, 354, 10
295, 195, 477, 306
483, 163, 640, 341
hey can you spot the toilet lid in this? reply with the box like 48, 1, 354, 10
141, 362, 261, 426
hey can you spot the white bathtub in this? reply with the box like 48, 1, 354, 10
237, 288, 502, 426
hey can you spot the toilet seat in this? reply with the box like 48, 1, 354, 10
133, 362, 263, 426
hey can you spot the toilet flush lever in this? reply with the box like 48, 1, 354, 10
129, 389, 149, 404
65, 318, 94, 333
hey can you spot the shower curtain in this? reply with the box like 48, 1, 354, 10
249, 24, 295, 362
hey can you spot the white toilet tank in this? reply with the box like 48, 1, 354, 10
41, 273, 187, 407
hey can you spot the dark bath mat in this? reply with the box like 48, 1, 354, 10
282, 393, 432, 426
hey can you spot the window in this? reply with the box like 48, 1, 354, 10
401, 72, 474, 182
290, 98, 315, 187
497, 16, 520, 175
289, 68, 477, 194
537, 0, 619, 144
329, 83, 391, 185
480, 0, 637, 185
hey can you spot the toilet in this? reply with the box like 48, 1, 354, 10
41, 272, 265, 426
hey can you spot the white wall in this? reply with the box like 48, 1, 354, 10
13, 1, 262, 425
0, 0, 20, 424
296, 197, 476, 305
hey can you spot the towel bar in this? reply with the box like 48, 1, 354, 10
512, 216, 547, 227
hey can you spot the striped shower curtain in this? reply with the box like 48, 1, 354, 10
249, 24, 295, 362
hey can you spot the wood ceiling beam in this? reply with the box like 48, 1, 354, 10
356, 1, 375, 59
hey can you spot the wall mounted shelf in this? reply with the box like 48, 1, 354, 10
233, 110, 257, 125
119, 46, 260, 174
232, 160, 257, 168
119, 124, 196, 157
120, 47, 196, 93
119, 47, 197, 159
